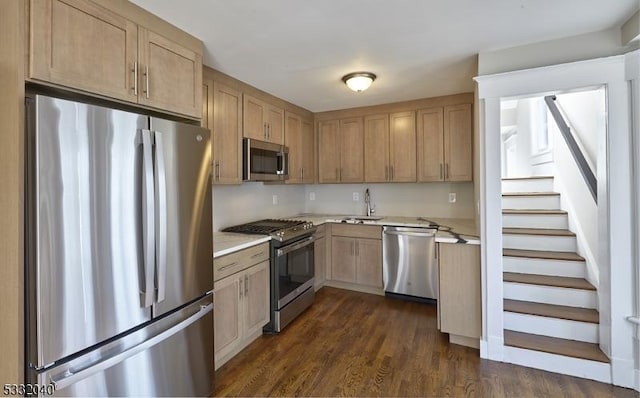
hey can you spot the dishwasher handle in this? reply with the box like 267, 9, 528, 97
383, 230, 436, 238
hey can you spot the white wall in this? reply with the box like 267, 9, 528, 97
303, 182, 475, 219
478, 27, 638, 76
213, 183, 306, 231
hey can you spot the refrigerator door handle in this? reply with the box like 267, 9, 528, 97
141, 129, 156, 308
154, 131, 167, 303
49, 302, 213, 391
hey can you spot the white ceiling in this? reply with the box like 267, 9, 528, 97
131, 0, 637, 112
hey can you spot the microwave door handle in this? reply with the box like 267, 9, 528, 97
278, 150, 287, 177
276, 236, 315, 257
140, 130, 155, 308
154, 131, 167, 303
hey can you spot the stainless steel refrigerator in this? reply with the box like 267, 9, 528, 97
25, 94, 214, 396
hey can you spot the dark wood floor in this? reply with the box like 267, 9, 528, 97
213, 287, 635, 397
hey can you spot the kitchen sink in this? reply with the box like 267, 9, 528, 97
342, 216, 384, 222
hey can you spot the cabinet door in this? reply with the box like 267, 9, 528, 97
355, 238, 382, 288
439, 244, 481, 338
267, 105, 285, 144
417, 107, 445, 182
318, 120, 340, 183
389, 111, 417, 182
202, 82, 211, 128
301, 119, 316, 184
331, 237, 356, 283
314, 236, 326, 289
364, 114, 390, 183
138, 28, 202, 118
214, 275, 243, 363
339, 117, 364, 183
30, 0, 138, 103
444, 104, 473, 182
285, 112, 302, 183
213, 82, 242, 184
243, 94, 266, 140
244, 260, 270, 338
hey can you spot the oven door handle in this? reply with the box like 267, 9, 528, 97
276, 236, 315, 257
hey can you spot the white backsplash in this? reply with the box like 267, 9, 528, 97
304, 182, 475, 218
213, 181, 475, 231
213, 183, 306, 231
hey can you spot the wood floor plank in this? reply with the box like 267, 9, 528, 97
213, 287, 633, 397
503, 272, 596, 290
503, 248, 584, 261
504, 330, 609, 363
504, 299, 599, 323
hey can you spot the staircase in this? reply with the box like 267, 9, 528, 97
501, 176, 609, 368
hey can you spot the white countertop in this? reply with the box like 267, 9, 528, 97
213, 214, 480, 258
287, 214, 480, 245
213, 232, 270, 258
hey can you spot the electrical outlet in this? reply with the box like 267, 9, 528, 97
309, 192, 316, 201
448, 193, 457, 203
352, 192, 359, 202
272, 194, 278, 205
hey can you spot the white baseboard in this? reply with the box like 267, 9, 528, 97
486, 335, 504, 361
635, 369, 640, 392
610, 356, 636, 389
502, 345, 611, 384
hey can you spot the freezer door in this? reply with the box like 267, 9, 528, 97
27, 95, 152, 368
33, 295, 214, 397
150, 118, 213, 317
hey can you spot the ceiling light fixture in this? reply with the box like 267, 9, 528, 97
342, 72, 376, 92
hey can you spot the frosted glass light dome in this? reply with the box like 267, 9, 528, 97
342, 72, 376, 92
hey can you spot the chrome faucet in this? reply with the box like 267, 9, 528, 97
365, 188, 375, 216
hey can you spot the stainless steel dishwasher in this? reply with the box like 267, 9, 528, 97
382, 226, 438, 300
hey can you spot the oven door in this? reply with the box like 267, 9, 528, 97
274, 235, 315, 309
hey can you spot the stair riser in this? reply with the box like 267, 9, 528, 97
504, 312, 598, 343
503, 234, 576, 252
502, 214, 568, 229
503, 256, 585, 278
502, 178, 554, 193
503, 282, 597, 308
502, 195, 561, 210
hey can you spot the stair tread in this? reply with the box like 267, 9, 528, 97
504, 330, 609, 363
504, 299, 599, 323
502, 176, 554, 181
502, 192, 559, 196
503, 227, 576, 237
503, 248, 585, 262
502, 209, 567, 215
503, 272, 596, 290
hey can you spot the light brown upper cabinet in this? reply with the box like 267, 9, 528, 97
364, 112, 416, 182
317, 118, 364, 183
29, 0, 202, 119
137, 28, 202, 118
417, 104, 472, 182
285, 112, 314, 184
243, 94, 284, 144
301, 119, 315, 184
211, 81, 242, 184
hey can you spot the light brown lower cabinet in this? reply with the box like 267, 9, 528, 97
438, 243, 481, 348
214, 258, 269, 369
313, 225, 326, 289
329, 224, 382, 291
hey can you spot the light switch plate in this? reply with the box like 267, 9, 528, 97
352, 192, 359, 201
448, 193, 457, 203
309, 192, 316, 201
272, 195, 279, 205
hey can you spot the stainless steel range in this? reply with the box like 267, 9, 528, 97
222, 219, 316, 332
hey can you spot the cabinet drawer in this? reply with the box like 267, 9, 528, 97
214, 242, 269, 281
331, 224, 381, 240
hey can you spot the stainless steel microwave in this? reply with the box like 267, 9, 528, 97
243, 138, 289, 181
